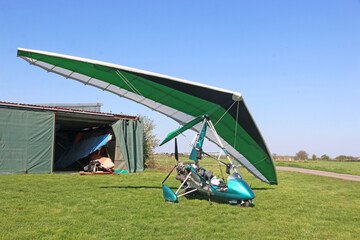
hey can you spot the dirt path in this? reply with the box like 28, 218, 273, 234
276, 166, 360, 182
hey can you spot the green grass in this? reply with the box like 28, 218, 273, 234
275, 160, 360, 176
1, 168, 360, 239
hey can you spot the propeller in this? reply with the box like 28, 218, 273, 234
162, 138, 179, 184
174, 138, 178, 162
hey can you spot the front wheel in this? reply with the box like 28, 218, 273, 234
237, 200, 250, 207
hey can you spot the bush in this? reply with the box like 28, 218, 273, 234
141, 116, 159, 168
296, 150, 308, 160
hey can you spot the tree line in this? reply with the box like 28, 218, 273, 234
272, 150, 359, 161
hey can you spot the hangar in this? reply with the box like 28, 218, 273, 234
0, 102, 144, 175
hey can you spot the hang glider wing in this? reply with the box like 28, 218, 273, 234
160, 115, 203, 146
17, 48, 277, 185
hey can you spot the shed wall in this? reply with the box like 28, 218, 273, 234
0, 108, 55, 174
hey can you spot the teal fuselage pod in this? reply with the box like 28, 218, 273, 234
212, 173, 255, 200
162, 184, 178, 202
186, 165, 255, 201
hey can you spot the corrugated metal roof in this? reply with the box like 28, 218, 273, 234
38, 103, 103, 113
0, 101, 138, 120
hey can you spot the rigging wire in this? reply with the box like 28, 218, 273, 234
180, 132, 195, 148
115, 70, 137, 94
115, 70, 141, 96
213, 100, 237, 127
234, 100, 240, 148
115, 70, 144, 97
218, 158, 225, 182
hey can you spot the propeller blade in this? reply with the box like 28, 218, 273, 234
162, 164, 177, 184
175, 138, 178, 162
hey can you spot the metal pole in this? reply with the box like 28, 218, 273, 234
207, 119, 238, 173
175, 172, 192, 195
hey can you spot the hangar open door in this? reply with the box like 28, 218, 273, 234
54, 111, 144, 173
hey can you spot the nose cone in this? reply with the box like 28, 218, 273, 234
241, 182, 255, 199
228, 178, 255, 200
240, 179, 255, 199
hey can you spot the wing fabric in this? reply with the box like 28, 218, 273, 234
159, 115, 203, 146
17, 48, 277, 185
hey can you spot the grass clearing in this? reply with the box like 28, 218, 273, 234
275, 160, 360, 176
1, 167, 360, 239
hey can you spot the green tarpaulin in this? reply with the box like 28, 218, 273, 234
0, 108, 55, 174
112, 119, 144, 173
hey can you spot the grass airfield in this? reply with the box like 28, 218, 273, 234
275, 160, 360, 176
1, 162, 360, 239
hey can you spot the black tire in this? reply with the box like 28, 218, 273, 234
237, 200, 250, 207
242, 200, 250, 207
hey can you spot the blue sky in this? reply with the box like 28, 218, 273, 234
0, 0, 359, 157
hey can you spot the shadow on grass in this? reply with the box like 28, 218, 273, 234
182, 192, 255, 207
252, 187, 275, 190
100, 186, 258, 207
100, 185, 177, 190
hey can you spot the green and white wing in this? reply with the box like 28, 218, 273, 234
17, 48, 277, 185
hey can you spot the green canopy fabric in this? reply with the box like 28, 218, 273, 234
17, 48, 277, 184
0, 108, 55, 174
160, 115, 203, 146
